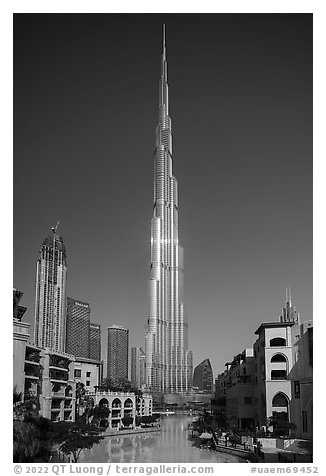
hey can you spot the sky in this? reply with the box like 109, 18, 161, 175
13, 13, 312, 377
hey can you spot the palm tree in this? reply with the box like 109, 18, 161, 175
13, 388, 52, 462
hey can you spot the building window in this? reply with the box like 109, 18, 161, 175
271, 370, 287, 380
308, 327, 313, 367
302, 410, 308, 433
86, 371, 91, 377
270, 337, 286, 347
271, 353, 287, 363
244, 397, 252, 405
74, 369, 81, 378
86, 381, 90, 387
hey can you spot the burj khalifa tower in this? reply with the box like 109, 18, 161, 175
145, 26, 193, 394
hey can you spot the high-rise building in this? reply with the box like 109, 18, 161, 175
107, 325, 129, 381
280, 287, 299, 324
34, 227, 67, 352
65, 297, 90, 358
131, 347, 146, 389
145, 26, 193, 394
193, 358, 214, 394
89, 322, 101, 361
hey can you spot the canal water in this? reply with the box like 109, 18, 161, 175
80, 414, 245, 463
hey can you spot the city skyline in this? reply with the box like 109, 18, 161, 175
14, 14, 312, 376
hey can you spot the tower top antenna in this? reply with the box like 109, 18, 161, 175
52, 219, 60, 234
162, 24, 166, 59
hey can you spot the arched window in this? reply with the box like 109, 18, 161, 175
65, 385, 72, 397
112, 398, 121, 408
271, 353, 287, 363
270, 337, 286, 347
272, 393, 288, 407
271, 369, 287, 380
52, 383, 61, 393
124, 398, 133, 408
99, 397, 109, 407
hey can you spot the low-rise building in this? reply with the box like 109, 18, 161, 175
253, 322, 295, 429
253, 319, 313, 439
136, 393, 153, 417
40, 348, 76, 422
13, 289, 30, 397
74, 357, 103, 393
24, 344, 42, 399
288, 321, 313, 439
87, 390, 136, 428
224, 349, 255, 430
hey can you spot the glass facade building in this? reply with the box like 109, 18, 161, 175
107, 326, 129, 381
193, 359, 214, 394
131, 347, 146, 390
145, 27, 193, 394
34, 231, 67, 352
65, 297, 90, 358
90, 322, 101, 361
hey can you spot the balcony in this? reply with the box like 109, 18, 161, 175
271, 370, 287, 381
50, 369, 68, 382
64, 412, 73, 421
25, 373, 39, 381
25, 359, 40, 367
49, 356, 70, 370
51, 401, 62, 410
25, 349, 41, 363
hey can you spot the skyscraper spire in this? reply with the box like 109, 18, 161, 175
162, 24, 166, 60
145, 27, 193, 394
280, 287, 299, 324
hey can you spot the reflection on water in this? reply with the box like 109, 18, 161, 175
80, 415, 245, 463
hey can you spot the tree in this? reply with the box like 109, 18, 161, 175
13, 389, 53, 463
54, 422, 104, 463
267, 416, 297, 437
88, 405, 111, 428
13, 386, 23, 406
141, 415, 153, 427
121, 416, 133, 427
101, 377, 133, 392
75, 382, 86, 420
135, 416, 142, 427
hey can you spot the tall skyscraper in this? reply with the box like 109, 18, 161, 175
193, 358, 214, 394
107, 325, 129, 381
65, 297, 90, 358
145, 26, 193, 394
34, 226, 67, 352
131, 347, 146, 390
280, 288, 299, 324
89, 322, 102, 361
